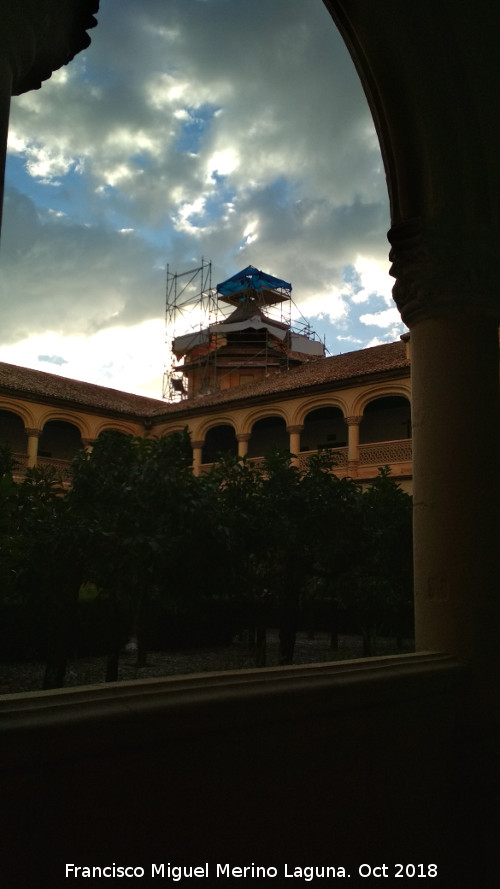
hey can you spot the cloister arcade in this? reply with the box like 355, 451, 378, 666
0, 381, 413, 488
0, 399, 142, 479
164, 385, 413, 486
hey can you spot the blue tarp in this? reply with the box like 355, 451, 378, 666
216, 265, 292, 296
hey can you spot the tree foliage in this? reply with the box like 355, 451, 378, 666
0, 431, 414, 684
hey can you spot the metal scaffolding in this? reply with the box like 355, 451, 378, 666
163, 259, 217, 401
163, 261, 327, 402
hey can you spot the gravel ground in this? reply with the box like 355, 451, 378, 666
0, 631, 414, 696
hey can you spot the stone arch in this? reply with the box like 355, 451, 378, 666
154, 423, 191, 438
240, 405, 291, 438
194, 415, 237, 442
38, 418, 84, 462
0, 408, 27, 455
247, 414, 289, 459
93, 420, 139, 438
292, 396, 349, 427
351, 382, 411, 418
359, 395, 412, 444
202, 424, 238, 464
300, 405, 348, 453
38, 408, 91, 440
0, 399, 36, 429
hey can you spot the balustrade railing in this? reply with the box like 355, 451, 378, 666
11, 454, 72, 478
297, 447, 348, 471
359, 439, 412, 465
37, 456, 72, 475
12, 453, 28, 476
200, 440, 412, 475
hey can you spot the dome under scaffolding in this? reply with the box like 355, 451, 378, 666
163, 261, 325, 402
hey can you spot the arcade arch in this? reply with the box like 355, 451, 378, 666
359, 395, 411, 444
38, 419, 83, 462
0, 400, 36, 429
247, 415, 288, 459
202, 424, 238, 464
0, 408, 26, 456
93, 420, 140, 439
301, 406, 347, 453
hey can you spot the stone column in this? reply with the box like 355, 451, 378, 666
237, 433, 251, 459
287, 425, 304, 467
0, 58, 12, 233
0, 9, 37, 234
389, 221, 500, 681
345, 416, 362, 477
191, 440, 204, 477
81, 438, 94, 454
0, 4, 98, 234
25, 427, 42, 468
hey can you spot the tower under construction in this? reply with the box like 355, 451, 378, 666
163, 262, 325, 402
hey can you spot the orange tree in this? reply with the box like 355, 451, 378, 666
6, 463, 84, 687
68, 428, 196, 681
339, 467, 413, 655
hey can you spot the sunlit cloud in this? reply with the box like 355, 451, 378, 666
359, 308, 403, 328
1, 0, 398, 396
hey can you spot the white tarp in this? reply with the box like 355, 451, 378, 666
290, 333, 324, 356
213, 316, 288, 340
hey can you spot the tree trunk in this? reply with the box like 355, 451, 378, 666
135, 589, 150, 668
279, 585, 299, 665
362, 625, 377, 657
330, 606, 339, 651
254, 624, 267, 667
330, 627, 339, 651
105, 593, 123, 682
43, 658, 68, 690
105, 648, 120, 683
42, 582, 78, 690
279, 624, 296, 665
246, 622, 256, 650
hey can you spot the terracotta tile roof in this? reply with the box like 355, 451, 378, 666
152, 340, 410, 419
0, 362, 164, 418
0, 341, 410, 422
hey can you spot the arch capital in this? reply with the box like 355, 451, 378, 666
388, 218, 500, 328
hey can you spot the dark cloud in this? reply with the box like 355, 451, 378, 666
0, 0, 397, 391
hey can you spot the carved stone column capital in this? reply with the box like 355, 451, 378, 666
286, 425, 304, 434
388, 218, 500, 327
1, 1, 99, 97
24, 427, 42, 438
191, 440, 204, 451
236, 433, 251, 443
345, 416, 362, 426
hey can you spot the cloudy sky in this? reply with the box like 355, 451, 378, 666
0, 0, 405, 399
